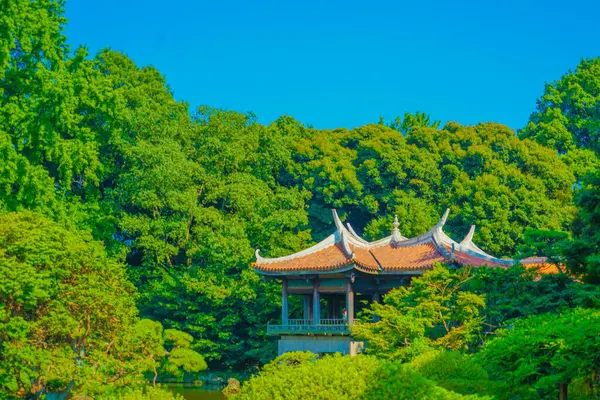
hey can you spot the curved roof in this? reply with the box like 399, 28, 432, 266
253, 209, 552, 276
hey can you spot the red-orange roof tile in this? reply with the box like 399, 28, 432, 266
370, 242, 446, 271
255, 243, 351, 272
522, 261, 561, 275
451, 250, 507, 268
352, 246, 380, 272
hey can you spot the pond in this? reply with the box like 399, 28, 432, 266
165, 383, 226, 400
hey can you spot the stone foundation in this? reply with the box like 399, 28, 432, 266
278, 335, 364, 356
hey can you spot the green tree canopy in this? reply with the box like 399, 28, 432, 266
352, 265, 486, 360
563, 169, 600, 283
0, 212, 203, 397
1, 0, 597, 385
520, 58, 600, 156
282, 121, 576, 257
480, 308, 600, 399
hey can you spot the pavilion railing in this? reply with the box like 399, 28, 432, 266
267, 318, 351, 335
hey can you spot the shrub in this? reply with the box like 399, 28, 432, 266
363, 362, 490, 400
238, 353, 379, 399
408, 350, 508, 399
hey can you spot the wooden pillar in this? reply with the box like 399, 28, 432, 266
332, 295, 339, 319
312, 279, 320, 325
372, 292, 381, 322
303, 294, 311, 321
281, 278, 289, 325
372, 292, 381, 303
346, 278, 354, 325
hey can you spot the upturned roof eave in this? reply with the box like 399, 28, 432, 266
253, 208, 548, 273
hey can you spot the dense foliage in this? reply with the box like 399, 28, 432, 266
285, 121, 576, 256
237, 266, 599, 399
348, 265, 600, 398
520, 58, 600, 156
562, 169, 600, 283
352, 265, 485, 359
0, 212, 205, 398
2, 0, 600, 398
237, 352, 489, 400
480, 309, 600, 399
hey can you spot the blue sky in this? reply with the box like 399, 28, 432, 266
65, 0, 600, 130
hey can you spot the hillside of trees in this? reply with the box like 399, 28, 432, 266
1, 1, 600, 399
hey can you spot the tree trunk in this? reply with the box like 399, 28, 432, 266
153, 367, 158, 387
559, 383, 568, 400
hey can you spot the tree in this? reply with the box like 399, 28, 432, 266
0, 0, 592, 379
111, 107, 311, 369
284, 121, 576, 257
468, 265, 598, 338
563, 169, 600, 283
516, 229, 568, 269
120, 320, 206, 387
519, 58, 600, 183
387, 111, 441, 135
520, 58, 600, 156
352, 265, 485, 360
480, 309, 600, 399
0, 212, 204, 398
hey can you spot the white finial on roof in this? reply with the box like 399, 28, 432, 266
391, 214, 404, 244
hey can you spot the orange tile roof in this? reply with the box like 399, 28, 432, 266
451, 250, 508, 268
528, 263, 560, 275
254, 243, 351, 273
255, 241, 559, 275
370, 242, 446, 271
352, 246, 380, 272
521, 258, 560, 275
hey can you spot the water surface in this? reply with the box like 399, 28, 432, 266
165, 384, 225, 400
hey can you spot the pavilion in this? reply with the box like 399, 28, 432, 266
253, 209, 553, 356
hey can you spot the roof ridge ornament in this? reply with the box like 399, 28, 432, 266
460, 225, 476, 245
331, 209, 345, 234
255, 248, 264, 263
436, 208, 450, 229
340, 229, 354, 259
457, 224, 498, 259
346, 222, 370, 244
390, 214, 403, 244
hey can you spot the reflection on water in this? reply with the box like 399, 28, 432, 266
165, 383, 226, 400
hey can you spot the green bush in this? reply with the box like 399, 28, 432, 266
409, 351, 488, 382
238, 353, 491, 400
260, 351, 320, 375
238, 353, 380, 399
363, 361, 490, 400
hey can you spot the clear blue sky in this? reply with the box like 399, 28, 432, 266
65, 0, 600, 130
